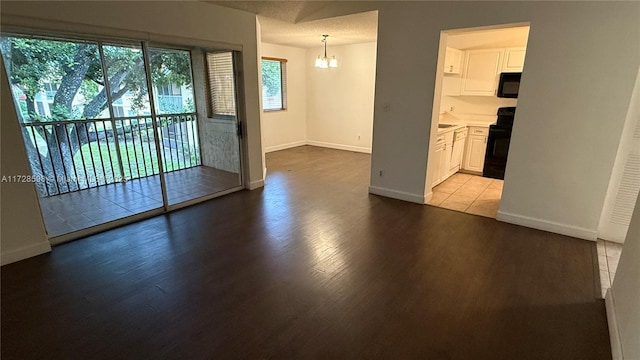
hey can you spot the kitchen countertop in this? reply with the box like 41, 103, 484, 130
437, 124, 466, 134
440, 111, 496, 128
435, 111, 497, 134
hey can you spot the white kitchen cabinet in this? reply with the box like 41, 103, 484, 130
432, 143, 446, 186
462, 127, 488, 173
501, 47, 526, 72
443, 47, 463, 74
442, 74, 461, 96
432, 131, 454, 186
448, 128, 467, 174
460, 49, 502, 96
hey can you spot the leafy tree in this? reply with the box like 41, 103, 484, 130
261, 60, 281, 97
0, 36, 193, 194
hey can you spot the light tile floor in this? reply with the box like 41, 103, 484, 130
39, 166, 240, 237
428, 173, 503, 218
597, 239, 624, 298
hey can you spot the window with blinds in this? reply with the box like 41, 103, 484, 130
261, 57, 287, 111
206, 51, 237, 117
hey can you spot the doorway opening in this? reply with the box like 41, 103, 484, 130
425, 24, 530, 218
257, 10, 378, 178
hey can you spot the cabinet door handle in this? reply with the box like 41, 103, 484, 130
484, 137, 487, 144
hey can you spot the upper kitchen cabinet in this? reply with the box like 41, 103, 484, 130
443, 47, 463, 74
442, 75, 462, 96
502, 47, 526, 72
460, 49, 502, 96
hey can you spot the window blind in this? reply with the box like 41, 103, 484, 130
206, 51, 236, 116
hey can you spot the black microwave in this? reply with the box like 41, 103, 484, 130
497, 72, 521, 98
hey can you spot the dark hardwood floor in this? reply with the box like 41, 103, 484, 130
1, 146, 609, 359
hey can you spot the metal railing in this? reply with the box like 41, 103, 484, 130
21, 113, 201, 197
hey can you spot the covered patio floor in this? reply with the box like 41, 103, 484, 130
39, 166, 240, 237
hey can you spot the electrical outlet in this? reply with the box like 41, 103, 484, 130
450, 106, 455, 111
379, 170, 383, 176
357, 134, 361, 140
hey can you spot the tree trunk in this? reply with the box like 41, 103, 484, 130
25, 96, 37, 121
82, 69, 129, 119
50, 44, 95, 169
20, 127, 53, 196
53, 44, 93, 114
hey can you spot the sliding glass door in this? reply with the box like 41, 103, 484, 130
179, 50, 244, 204
1, 33, 244, 239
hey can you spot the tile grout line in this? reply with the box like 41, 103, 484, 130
463, 183, 491, 212
431, 175, 503, 217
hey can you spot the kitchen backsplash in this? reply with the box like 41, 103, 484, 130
441, 95, 517, 116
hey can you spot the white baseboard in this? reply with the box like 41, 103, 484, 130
264, 140, 371, 154
597, 229, 627, 244
248, 178, 265, 190
264, 140, 307, 153
496, 210, 598, 241
306, 140, 371, 154
368, 185, 426, 204
424, 191, 433, 204
458, 169, 482, 176
605, 289, 623, 360
1, 241, 51, 266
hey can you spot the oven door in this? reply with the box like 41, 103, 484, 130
483, 126, 512, 180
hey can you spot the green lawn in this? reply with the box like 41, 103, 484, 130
73, 138, 199, 184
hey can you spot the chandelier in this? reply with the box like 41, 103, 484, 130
314, 35, 337, 69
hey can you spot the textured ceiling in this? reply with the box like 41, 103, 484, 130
208, 1, 378, 48
209, 1, 335, 23
258, 11, 378, 48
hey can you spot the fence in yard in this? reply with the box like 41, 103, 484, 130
21, 113, 201, 197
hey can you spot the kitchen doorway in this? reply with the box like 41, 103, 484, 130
426, 23, 530, 218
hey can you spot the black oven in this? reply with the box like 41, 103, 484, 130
483, 107, 515, 180
497, 72, 521, 98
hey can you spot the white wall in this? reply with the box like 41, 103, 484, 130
306, 42, 377, 153
607, 192, 640, 360
260, 43, 308, 153
259, 41, 377, 155
441, 94, 518, 116
1, 57, 51, 265
363, 1, 640, 240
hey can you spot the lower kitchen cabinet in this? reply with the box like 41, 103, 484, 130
449, 128, 467, 173
432, 131, 454, 186
462, 126, 488, 173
